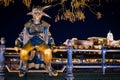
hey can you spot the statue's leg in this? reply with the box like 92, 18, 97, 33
28, 50, 36, 69
34, 52, 40, 69
37, 42, 58, 76
40, 53, 45, 69
19, 40, 34, 77
29, 36, 58, 76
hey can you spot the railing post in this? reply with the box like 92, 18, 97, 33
65, 40, 74, 80
81, 54, 84, 64
101, 45, 106, 75
0, 37, 5, 80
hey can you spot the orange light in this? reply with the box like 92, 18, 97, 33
44, 48, 51, 55
20, 49, 28, 57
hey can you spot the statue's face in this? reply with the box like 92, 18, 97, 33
27, 7, 51, 24
32, 8, 42, 22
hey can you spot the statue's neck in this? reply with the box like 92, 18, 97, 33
32, 19, 41, 24
34, 21, 40, 24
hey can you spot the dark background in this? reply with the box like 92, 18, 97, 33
0, 0, 120, 47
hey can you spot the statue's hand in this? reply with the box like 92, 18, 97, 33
15, 38, 23, 48
14, 46, 19, 52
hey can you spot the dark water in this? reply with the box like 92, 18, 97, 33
4, 69, 120, 80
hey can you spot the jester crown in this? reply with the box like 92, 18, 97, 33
27, 5, 51, 19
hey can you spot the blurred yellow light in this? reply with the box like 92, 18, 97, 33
21, 49, 28, 56
44, 48, 51, 55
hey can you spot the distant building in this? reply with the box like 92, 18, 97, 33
107, 30, 114, 41
107, 30, 114, 46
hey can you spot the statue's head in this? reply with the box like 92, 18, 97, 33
27, 5, 51, 24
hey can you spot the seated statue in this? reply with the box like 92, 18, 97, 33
15, 6, 57, 77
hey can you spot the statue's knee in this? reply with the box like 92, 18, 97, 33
20, 49, 29, 61
44, 48, 52, 55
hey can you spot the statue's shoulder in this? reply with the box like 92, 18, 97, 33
24, 20, 33, 28
42, 20, 51, 27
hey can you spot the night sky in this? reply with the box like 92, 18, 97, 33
0, 0, 120, 47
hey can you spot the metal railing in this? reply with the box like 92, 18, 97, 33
2, 46, 120, 80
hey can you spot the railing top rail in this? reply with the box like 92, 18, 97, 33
4, 47, 120, 53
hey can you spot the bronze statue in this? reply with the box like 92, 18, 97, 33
15, 6, 57, 77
